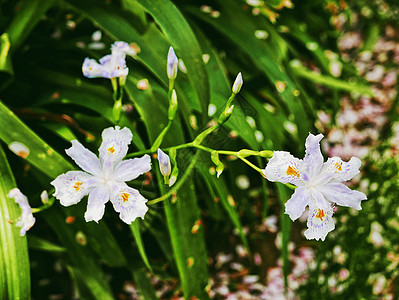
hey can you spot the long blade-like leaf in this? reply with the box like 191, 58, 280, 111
0, 145, 30, 299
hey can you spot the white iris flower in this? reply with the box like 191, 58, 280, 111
264, 133, 367, 241
82, 41, 130, 79
51, 126, 151, 224
8, 188, 36, 236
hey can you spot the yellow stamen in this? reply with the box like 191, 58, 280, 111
315, 209, 326, 221
73, 181, 83, 191
286, 165, 300, 178
107, 145, 116, 154
121, 192, 130, 202
334, 162, 343, 172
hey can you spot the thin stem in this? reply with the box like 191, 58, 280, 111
31, 198, 55, 213
150, 120, 173, 151
148, 151, 200, 205
217, 150, 239, 156
239, 157, 263, 173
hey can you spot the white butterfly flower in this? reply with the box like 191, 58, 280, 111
51, 126, 151, 224
8, 188, 36, 236
82, 41, 130, 79
264, 133, 367, 241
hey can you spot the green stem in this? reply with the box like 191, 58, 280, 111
148, 151, 200, 205
150, 120, 173, 151
31, 198, 55, 214
239, 157, 263, 173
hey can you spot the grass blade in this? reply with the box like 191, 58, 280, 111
0, 145, 30, 299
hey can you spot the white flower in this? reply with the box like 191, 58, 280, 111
264, 133, 367, 241
51, 126, 151, 224
8, 188, 36, 236
157, 148, 171, 177
82, 41, 130, 79
167, 46, 178, 79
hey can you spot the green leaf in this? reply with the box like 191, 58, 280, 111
0, 99, 73, 178
161, 167, 210, 299
6, 0, 57, 51
43, 207, 114, 300
199, 167, 249, 251
130, 220, 153, 272
276, 183, 292, 288
28, 235, 66, 253
66, 0, 205, 117
0, 33, 13, 90
133, 268, 159, 300
136, 0, 209, 114
290, 64, 374, 96
185, 1, 310, 142
0, 145, 30, 299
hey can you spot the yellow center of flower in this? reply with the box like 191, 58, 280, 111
315, 209, 326, 222
73, 181, 83, 191
334, 162, 343, 172
121, 193, 130, 202
107, 145, 116, 154
286, 165, 300, 178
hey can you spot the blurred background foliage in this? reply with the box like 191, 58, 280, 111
0, 0, 398, 299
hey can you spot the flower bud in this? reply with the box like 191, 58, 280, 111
259, 150, 274, 158
40, 190, 49, 205
112, 99, 122, 122
157, 148, 171, 177
232, 72, 243, 94
169, 167, 179, 187
167, 47, 178, 79
238, 149, 258, 157
218, 105, 234, 124
211, 151, 224, 178
168, 89, 178, 120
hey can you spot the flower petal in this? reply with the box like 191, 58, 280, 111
113, 155, 151, 182
101, 45, 129, 78
84, 186, 109, 223
82, 58, 107, 78
51, 171, 96, 206
264, 151, 305, 186
8, 188, 36, 236
284, 187, 311, 221
110, 185, 148, 224
318, 182, 367, 210
99, 126, 132, 165
8, 188, 29, 210
316, 156, 362, 185
304, 202, 335, 241
303, 133, 324, 178
17, 213, 35, 236
111, 41, 130, 59
65, 140, 101, 176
